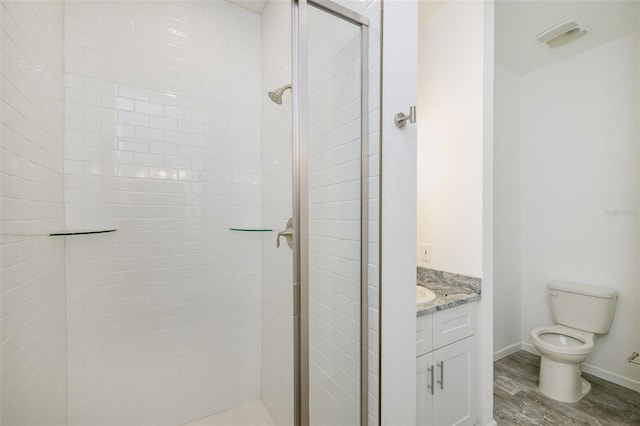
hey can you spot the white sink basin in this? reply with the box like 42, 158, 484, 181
417, 286, 436, 304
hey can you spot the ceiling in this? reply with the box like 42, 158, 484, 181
232, 1, 639, 73
227, 0, 268, 14
495, 0, 640, 75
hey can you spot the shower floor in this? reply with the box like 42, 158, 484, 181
183, 399, 275, 426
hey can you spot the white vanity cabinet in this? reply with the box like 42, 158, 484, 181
416, 302, 477, 426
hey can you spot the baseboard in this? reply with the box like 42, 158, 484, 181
493, 342, 522, 362
521, 341, 538, 355
581, 363, 640, 393
521, 342, 640, 393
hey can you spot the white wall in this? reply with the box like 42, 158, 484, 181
492, 64, 522, 356
260, 1, 294, 425
417, 0, 484, 278
520, 33, 640, 386
381, 0, 417, 424
0, 2, 68, 424
63, 2, 264, 424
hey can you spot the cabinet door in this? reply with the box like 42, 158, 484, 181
433, 335, 477, 426
416, 353, 434, 426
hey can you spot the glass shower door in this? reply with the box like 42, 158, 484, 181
293, 1, 369, 424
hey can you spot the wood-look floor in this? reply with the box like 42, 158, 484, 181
494, 351, 640, 425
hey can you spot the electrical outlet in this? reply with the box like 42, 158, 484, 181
421, 244, 432, 263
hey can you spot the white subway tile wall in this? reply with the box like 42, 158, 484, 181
325, 3, 382, 424
1, 1, 381, 424
260, 1, 295, 426
0, 1, 67, 425
307, 7, 363, 424
367, 8, 381, 420
348, 2, 382, 423
63, 2, 263, 424
260, 0, 381, 423
310, 0, 381, 424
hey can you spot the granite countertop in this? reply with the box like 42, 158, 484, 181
416, 267, 481, 317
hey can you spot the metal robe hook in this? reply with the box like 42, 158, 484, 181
394, 106, 416, 128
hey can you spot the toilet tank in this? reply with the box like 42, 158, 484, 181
548, 281, 618, 334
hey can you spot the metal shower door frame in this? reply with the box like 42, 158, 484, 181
291, 1, 370, 425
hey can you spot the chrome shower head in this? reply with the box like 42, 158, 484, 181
268, 84, 292, 105
268, 91, 283, 104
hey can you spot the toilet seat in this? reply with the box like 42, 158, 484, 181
531, 325, 594, 356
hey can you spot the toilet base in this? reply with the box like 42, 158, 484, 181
537, 356, 592, 403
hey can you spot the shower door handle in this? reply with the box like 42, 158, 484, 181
277, 218, 294, 249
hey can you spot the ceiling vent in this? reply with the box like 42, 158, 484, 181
535, 19, 592, 49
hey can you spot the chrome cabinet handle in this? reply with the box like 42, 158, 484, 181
277, 218, 293, 249
427, 365, 435, 395
394, 106, 416, 128
437, 361, 444, 390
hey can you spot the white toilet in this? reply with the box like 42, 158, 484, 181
530, 281, 617, 403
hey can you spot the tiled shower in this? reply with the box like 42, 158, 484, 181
2, 2, 67, 425
0, 0, 380, 425
63, 2, 263, 424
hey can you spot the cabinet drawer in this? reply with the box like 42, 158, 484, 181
433, 303, 476, 349
416, 314, 433, 357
